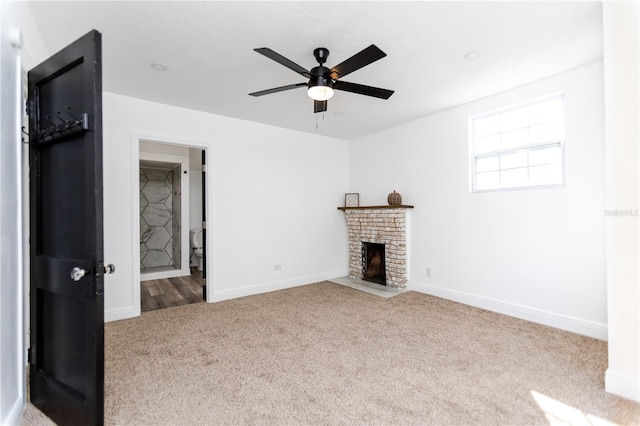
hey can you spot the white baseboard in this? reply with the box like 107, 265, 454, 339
105, 305, 139, 323
211, 273, 333, 302
606, 369, 640, 402
5, 396, 24, 426
407, 280, 608, 340
104, 272, 346, 320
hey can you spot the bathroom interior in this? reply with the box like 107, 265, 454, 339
139, 141, 206, 312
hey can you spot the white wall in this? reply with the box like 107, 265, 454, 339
0, 4, 24, 424
349, 62, 607, 339
603, 1, 639, 402
103, 92, 349, 321
0, 2, 48, 424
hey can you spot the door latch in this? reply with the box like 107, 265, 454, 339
103, 264, 116, 275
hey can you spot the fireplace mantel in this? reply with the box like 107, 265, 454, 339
337, 205, 414, 210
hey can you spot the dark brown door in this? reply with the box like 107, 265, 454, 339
28, 30, 105, 425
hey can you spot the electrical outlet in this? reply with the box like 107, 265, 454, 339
273, 264, 282, 271
426, 267, 431, 278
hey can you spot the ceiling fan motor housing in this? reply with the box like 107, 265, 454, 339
308, 66, 334, 90
313, 47, 330, 64
310, 48, 333, 89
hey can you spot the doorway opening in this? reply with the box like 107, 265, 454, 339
137, 140, 208, 312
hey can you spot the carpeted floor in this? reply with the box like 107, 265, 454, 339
23, 282, 640, 425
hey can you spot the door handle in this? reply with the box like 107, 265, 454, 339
70, 267, 86, 281
71, 264, 115, 281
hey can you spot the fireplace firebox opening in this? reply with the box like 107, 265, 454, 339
362, 242, 386, 285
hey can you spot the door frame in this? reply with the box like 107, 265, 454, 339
131, 133, 212, 308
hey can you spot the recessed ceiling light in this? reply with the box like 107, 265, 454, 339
333, 111, 343, 116
464, 51, 480, 61
150, 62, 167, 71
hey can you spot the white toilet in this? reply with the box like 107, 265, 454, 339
190, 228, 204, 271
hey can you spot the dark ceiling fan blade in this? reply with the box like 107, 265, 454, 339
314, 100, 327, 113
329, 45, 387, 80
249, 83, 307, 97
254, 48, 311, 78
334, 80, 394, 99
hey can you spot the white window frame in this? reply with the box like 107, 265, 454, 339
469, 93, 565, 193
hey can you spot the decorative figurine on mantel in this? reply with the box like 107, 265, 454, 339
387, 190, 402, 206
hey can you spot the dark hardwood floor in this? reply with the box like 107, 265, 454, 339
141, 268, 204, 312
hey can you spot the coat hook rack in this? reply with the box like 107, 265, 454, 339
32, 111, 89, 144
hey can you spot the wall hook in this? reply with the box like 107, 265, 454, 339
21, 126, 30, 144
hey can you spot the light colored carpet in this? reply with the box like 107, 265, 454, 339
23, 282, 640, 425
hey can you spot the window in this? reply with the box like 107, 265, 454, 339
470, 94, 564, 192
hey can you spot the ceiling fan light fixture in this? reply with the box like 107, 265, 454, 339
308, 76, 334, 101
308, 85, 334, 101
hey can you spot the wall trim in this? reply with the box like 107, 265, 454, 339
107, 271, 345, 318
211, 272, 340, 302
605, 369, 640, 402
5, 396, 24, 426
408, 280, 608, 340
105, 306, 138, 323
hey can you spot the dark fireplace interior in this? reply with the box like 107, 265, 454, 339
362, 242, 386, 285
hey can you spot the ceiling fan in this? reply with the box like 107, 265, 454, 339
249, 45, 394, 113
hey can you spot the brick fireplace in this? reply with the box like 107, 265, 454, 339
339, 206, 412, 288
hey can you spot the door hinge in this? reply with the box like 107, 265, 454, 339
202, 164, 207, 172
25, 100, 31, 117
202, 221, 206, 229
27, 347, 32, 363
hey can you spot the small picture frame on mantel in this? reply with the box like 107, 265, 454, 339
345, 193, 360, 207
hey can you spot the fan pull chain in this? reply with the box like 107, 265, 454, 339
315, 112, 326, 130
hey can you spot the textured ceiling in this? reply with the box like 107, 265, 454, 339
26, 1, 603, 140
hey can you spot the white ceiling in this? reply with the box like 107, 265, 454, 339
26, 1, 603, 140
